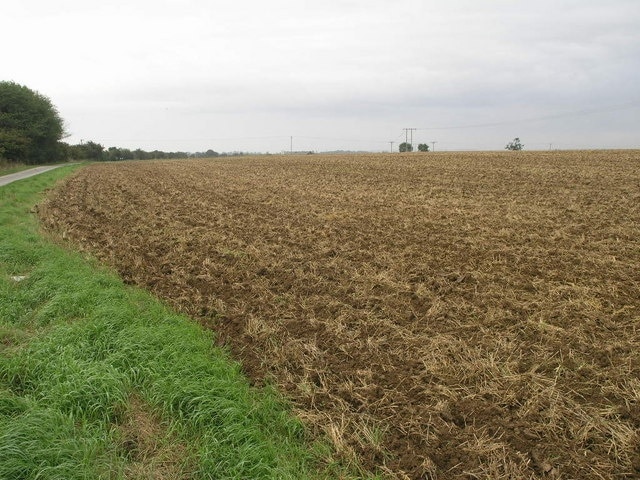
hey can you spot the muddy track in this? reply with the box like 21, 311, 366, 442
40, 152, 640, 479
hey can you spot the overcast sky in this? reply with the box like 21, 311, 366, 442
3, 0, 639, 152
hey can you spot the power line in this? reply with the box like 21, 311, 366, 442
296, 135, 390, 144
403, 128, 417, 145
415, 100, 640, 131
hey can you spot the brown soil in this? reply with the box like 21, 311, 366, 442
40, 151, 640, 479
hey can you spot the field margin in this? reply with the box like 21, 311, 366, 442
0, 164, 370, 479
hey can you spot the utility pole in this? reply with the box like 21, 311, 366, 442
290, 136, 293, 154
403, 128, 417, 148
431, 141, 437, 152
389, 141, 394, 153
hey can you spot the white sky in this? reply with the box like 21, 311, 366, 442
3, 0, 639, 152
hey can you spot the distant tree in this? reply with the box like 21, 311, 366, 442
417, 143, 430, 152
505, 137, 524, 151
0, 81, 66, 164
83, 141, 105, 160
120, 148, 133, 160
399, 142, 413, 152
133, 148, 150, 160
57, 141, 71, 160
205, 149, 219, 158
106, 146, 121, 161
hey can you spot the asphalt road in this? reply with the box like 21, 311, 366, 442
0, 165, 71, 187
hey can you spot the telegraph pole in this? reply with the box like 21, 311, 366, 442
389, 141, 394, 153
403, 128, 417, 149
290, 136, 293, 154
431, 141, 437, 152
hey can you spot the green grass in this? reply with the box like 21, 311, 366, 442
0, 166, 367, 479
0, 160, 82, 177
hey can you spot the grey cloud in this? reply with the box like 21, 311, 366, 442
4, 0, 639, 151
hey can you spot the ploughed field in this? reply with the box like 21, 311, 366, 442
40, 151, 640, 479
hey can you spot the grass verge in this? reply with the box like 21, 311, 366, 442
0, 161, 29, 176
0, 166, 363, 479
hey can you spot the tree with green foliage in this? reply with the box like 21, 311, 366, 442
417, 143, 430, 152
133, 148, 151, 160
505, 137, 524, 151
0, 81, 66, 164
399, 142, 413, 152
82, 141, 105, 160
106, 146, 133, 161
67, 141, 104, 160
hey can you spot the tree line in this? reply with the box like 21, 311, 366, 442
2, 81, 526, 164
0, 81, 231, 165
64, 142, 227, 162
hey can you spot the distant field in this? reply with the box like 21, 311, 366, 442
41, 151, 640, 479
